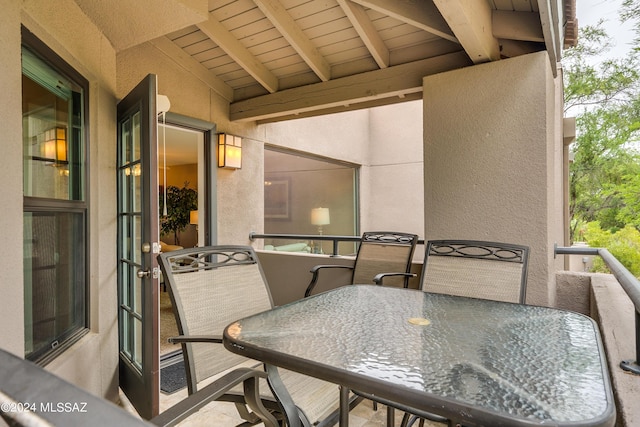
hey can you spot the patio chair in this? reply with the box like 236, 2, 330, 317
418, 239, 529, 303
157, 245, 357, 427
0, 346, 255, 427
304, 231, 419, 297
368, 239, 530, 427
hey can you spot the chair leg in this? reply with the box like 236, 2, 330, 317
243, 376, 279, 427
400, 412, 411, 427
386, 406, 395, 427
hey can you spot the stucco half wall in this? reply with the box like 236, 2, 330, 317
422, 51, 565, 306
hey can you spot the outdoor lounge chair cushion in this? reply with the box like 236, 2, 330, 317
264, 242, 311, 252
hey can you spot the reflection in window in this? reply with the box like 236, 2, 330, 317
264, 148, 358, 255
158, 124, 204, 248
22, 30, 88, 363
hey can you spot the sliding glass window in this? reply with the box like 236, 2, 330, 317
22, 28, 89, 363
264, 147, 359, 255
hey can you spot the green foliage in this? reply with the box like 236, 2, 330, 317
563, 19, 640, 242
160, 183, 197, 245
583, 222, 640, 277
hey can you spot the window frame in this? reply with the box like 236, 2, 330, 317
22, 26, 90, 365
264, 145, 361, 254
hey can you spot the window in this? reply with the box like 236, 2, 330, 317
264, 147, 359, 255
22, 28, 89, 363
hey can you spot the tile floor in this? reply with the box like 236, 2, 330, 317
120, 386, 445, 427
151, 293, 444, 426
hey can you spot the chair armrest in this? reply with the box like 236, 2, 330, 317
150, 368, 277, 427
310, 264, 354, 274
305, 265, 355, 297
373, 272, 416, 287
168, 335, 223, 344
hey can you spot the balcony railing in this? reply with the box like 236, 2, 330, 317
555, 244, 640, 375
252, 234, 640, 377
249, 231, 425, 256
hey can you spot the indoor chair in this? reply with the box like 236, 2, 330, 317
305, 231, 419, 297
157, 245, 359, 427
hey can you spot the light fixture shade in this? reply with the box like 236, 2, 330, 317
311, 207, 330, 226
42, 126, 67, 163
218, 133, 242, 169
190, 210, 198, 225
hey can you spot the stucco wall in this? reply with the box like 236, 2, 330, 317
366, 101, 425, 259
117, 43, 265, 246
0, 0, 25, 358
262, 103, 425, 246
260, 110, 370, 164
422, 51, 564, 306
4, 0, 121, 401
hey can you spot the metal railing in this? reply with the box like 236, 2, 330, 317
555, 244, 640, 375
249, 232, 425, 256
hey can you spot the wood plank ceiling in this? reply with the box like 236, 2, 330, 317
148, 0, 575, 123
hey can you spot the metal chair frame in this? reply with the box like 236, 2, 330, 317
158, 245, 354, 427
368, 239, 530, 427
305, 231, 419, 297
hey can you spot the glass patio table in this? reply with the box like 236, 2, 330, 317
223, 285, 615, 427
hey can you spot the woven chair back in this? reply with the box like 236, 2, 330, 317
353, 233, 418, 287
421, 240, 529, 303
159, 246, 273, 390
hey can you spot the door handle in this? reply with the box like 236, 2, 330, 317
137, 268, 150, 278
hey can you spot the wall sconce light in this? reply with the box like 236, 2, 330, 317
218, 133, 242, 169
42, 126, 67, 165
124, 164, 141, 177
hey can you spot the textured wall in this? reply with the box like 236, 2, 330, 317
0, 0, 24, 358
366, 101, 424, 259
262, 103, 425, 247
117, 42, 265, 246
12, 0, 120, 401
423, 51, 564, 306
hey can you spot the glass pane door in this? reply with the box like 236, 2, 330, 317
117, 74, 159, 419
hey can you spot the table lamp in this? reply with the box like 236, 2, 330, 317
311, 207, 330, 254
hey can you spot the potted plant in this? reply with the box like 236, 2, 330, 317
160, 183, 197, 245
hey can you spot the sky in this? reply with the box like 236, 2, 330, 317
576, 0, 635, 61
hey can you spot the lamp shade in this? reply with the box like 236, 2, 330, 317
311, 207, 330, 226
42, 126, 67, 163
218, 133, 242, 169
190, 210, 198, 225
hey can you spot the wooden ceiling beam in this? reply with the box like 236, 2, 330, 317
493, 10, 544, 42
351, 0, 458, 43
230, 51, 471, 122
432, 0, 500, 63
255, 93, 423, 124
197, 13, 279, 93
337, 0, 389, 69
253, 0, 331, 82
150, 36, 234, 101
